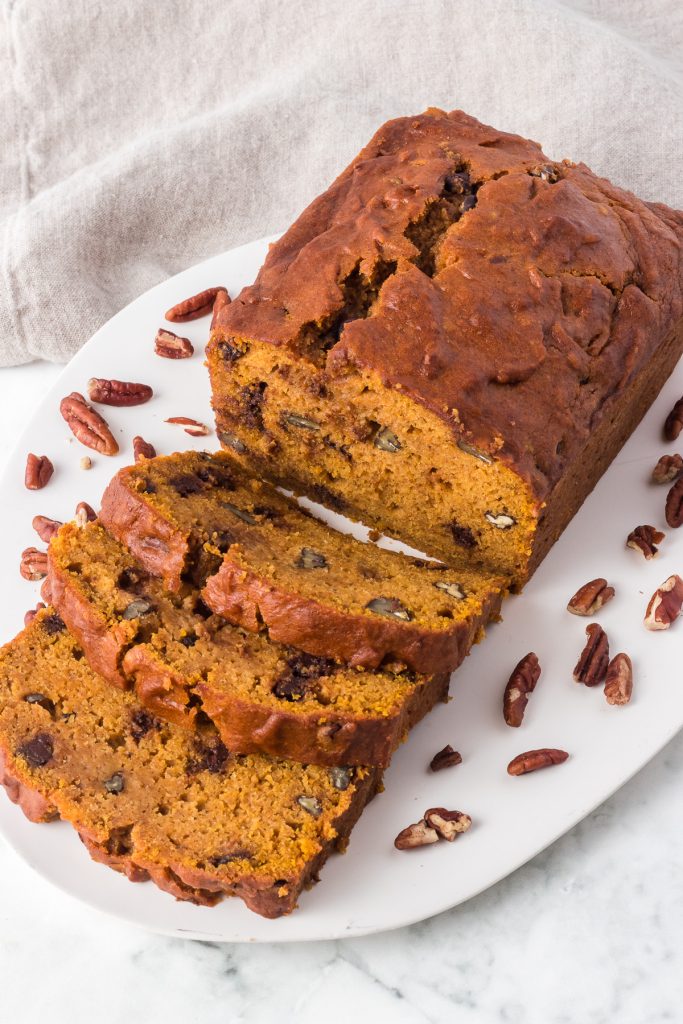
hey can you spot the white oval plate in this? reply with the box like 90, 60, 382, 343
0, 236, 681, 943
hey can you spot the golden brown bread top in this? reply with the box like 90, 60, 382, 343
217, 108, 683, 500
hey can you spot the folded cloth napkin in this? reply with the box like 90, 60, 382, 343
1, 0, 681, 366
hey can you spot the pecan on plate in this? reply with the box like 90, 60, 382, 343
429, 744, 462, 771
663, 397, 683, 441
626, 524, 665, 559
665, 477, 683, 528
210, 288, 231, 330
165, 416, 210, 437
573, 623, 609, 686
133, 436, 156, 462
25, 453, 54, 490
567, 578, 615, 616
394, 819, 439, 850
644, 575, 683, 630
32, 515, 63, 543
24, 602, 46, 627
154, 328, 194, 359
87, 378, 153, 407
507, 748, 569, 776
424, 807, 472, 842
652, 454, 683, 484
20, 547, 48, 581
165, 286, 227, 323
60, 392, 119, 456
604, 653, 633, 706
503, 652, 540, 727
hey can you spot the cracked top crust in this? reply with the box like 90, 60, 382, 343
216, 107, 683, 500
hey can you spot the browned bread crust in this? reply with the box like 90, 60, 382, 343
207, 108, 683, 583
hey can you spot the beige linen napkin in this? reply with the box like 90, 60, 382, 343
1, 0, 681, 366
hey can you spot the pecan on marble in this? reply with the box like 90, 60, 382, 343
133, 436, 156, 462
665, 477, 683, 528
87, 378, 153, 407
165, 286, 227, 322
25, 454, 54, 490
663, 397, 683, 441
567, 578, 615, 616
165, 416, 210, 437
507, 748, 569, 776
503, 652, 541, 727
626, 524, 665, 559
573, 623, 609, 686
60, 392, 119, 456
32, 515, 63, 543
644, 575, 683, 630
74, 502, 97, 528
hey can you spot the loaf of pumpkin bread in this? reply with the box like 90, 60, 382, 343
207, 108, 683, 586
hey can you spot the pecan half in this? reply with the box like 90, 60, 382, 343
424, 807, 472, 842
87, 378, 153, 407
663, 397, 683, 441
24, 602, 46, 627
394, 819, 439, 850
507, 748, 569, 776
165, 416, 210, 437
32, 515, 63, 543
567, 578, 615, 616
154, 328, 194, 359
503, 652, 540, 727
644, 575, 683, 630
429, 744, 462, 771
74, 501, 97, 528
165, 286, 227, 322
652, 454, 683, 484
665, 477, 683, 528
25, 454, 54, 490
626, 524, 665, 559
133, 436, 156, 462
573, 623, 609, 686
60, 392, 119, 455
604, 653, 633, 706
210, 288, 231, 329
20, 547, 48, 581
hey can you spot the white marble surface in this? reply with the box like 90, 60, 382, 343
0, 362, 681, 1024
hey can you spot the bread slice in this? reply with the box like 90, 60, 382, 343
98, 450, 504, 676
48, 521, 451, 766
0, 610, 381, 917
206, 108, 683, 587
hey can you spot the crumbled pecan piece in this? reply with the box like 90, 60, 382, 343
80, 456, 92, 470
503, 652, 540, 727
665, 477, 683, 528
626, 524, 665, 559
429, 744, 462, 771
133, 436, 156, 462
652, 454, 683, 484
210, 288, 231, 329
424, 807, 472, 841
165, 416, 211, 437
394, 819, 439, 850
165, 286, 227, 322
20, 547, 48, 581
60, 392, 119, 455
573, 623, 609, 686
24, 602, 46, 627
154, 328, 194, 359
507, 748, 569, 775
87, 378, 153, 407
25, 454, 54, 490
663, 397, 683, 441
644, 575, 683, 630
567, 578, 615, 616
604, 653, 633, 706
32, 515, 63, 543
